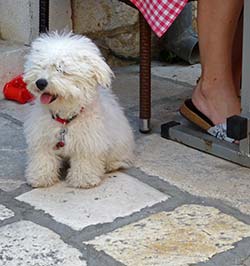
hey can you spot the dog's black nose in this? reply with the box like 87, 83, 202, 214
36, 79, 48, 91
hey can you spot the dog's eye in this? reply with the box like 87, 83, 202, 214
56, 65, 64, 73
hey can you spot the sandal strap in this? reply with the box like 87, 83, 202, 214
207, 123, 235, 143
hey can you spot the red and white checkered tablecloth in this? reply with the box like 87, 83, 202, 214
130, 0, 188, 37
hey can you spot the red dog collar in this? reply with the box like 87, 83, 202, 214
51, 107, 84, 125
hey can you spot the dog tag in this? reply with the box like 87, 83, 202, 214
56, 141, 65, 148
60, 128, 68, 135
60, 128, 68, 141
54, 127, 68, 150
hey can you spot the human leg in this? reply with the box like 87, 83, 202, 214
192, 0, 243, 125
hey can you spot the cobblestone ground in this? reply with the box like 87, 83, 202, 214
1, 64, 250, 266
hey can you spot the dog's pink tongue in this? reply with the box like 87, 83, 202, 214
40, 93, 53, 104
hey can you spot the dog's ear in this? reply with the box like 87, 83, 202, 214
90, 55, 114, 89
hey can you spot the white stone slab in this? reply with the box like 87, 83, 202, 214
87, 205, 250, 266
135, 134, 250, 215
16, 173, 168, 230
152, 64, 201, 86
0, 221, 86, 266
0, 205, 14, 221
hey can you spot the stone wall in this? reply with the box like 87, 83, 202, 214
71, 0, 140, 66
192, 1, 198, 32
0, 0, 72, 45
0, 0, 39, 44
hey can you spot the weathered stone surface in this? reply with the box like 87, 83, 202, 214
112, 68, 191, 109
49, 0, 72, 31
0, 116, 26, 184
0, 117, 25, 150
72, 0, 139, 63
0, 99, 30, 123
0, 0, 39, 44
243, 256, 250, 266
0, 0, 72, 45
0, 179, 25, 192
192, 1, 198, 31
17, 173, 168, 230
152, 64, 201, 86
0, 205, 14, 221
72, 0, 138, 34
0, 221, 86, 266
0, 41, 29, 98
87, 205, 250, 266
136, 134, 250, 215
0, 116, 26, 183
0, 151, 26, 182
104, 31, 139, 58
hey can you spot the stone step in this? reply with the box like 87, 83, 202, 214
0, 40, 29, 99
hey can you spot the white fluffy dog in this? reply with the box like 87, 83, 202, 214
23, 32, 134, 188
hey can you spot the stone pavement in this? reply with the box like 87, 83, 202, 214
1, 63, 250, 266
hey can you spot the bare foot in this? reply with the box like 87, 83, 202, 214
192, 78, 241, 125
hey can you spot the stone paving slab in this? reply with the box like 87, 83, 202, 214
242, 257, 250, 266
16, 172, 169, 230
0, 204, 14, 221
0, 220, 86, 266
112, 69, 192, 110
0, 103, 28, 188
0, 151, 26, 181
151, 64, 201, 86
0, 179, 26, 192
0, 116, 25, 150
136, 134, 250, 215
0, 99, 30, 123
0, 115, 26, 184
86, 204, 250, 266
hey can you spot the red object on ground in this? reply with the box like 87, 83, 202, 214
3, 75, 34, 104
130, 0, 188, 37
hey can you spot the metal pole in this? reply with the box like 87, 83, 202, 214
39, 0, 49, 33
139, 13, 151, 133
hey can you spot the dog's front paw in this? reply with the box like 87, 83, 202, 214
25, 153, 61, 188
66, 171, 102, 189
25, 166, 60, 188
106, 159, 133, 172
26, 174, 60, 188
